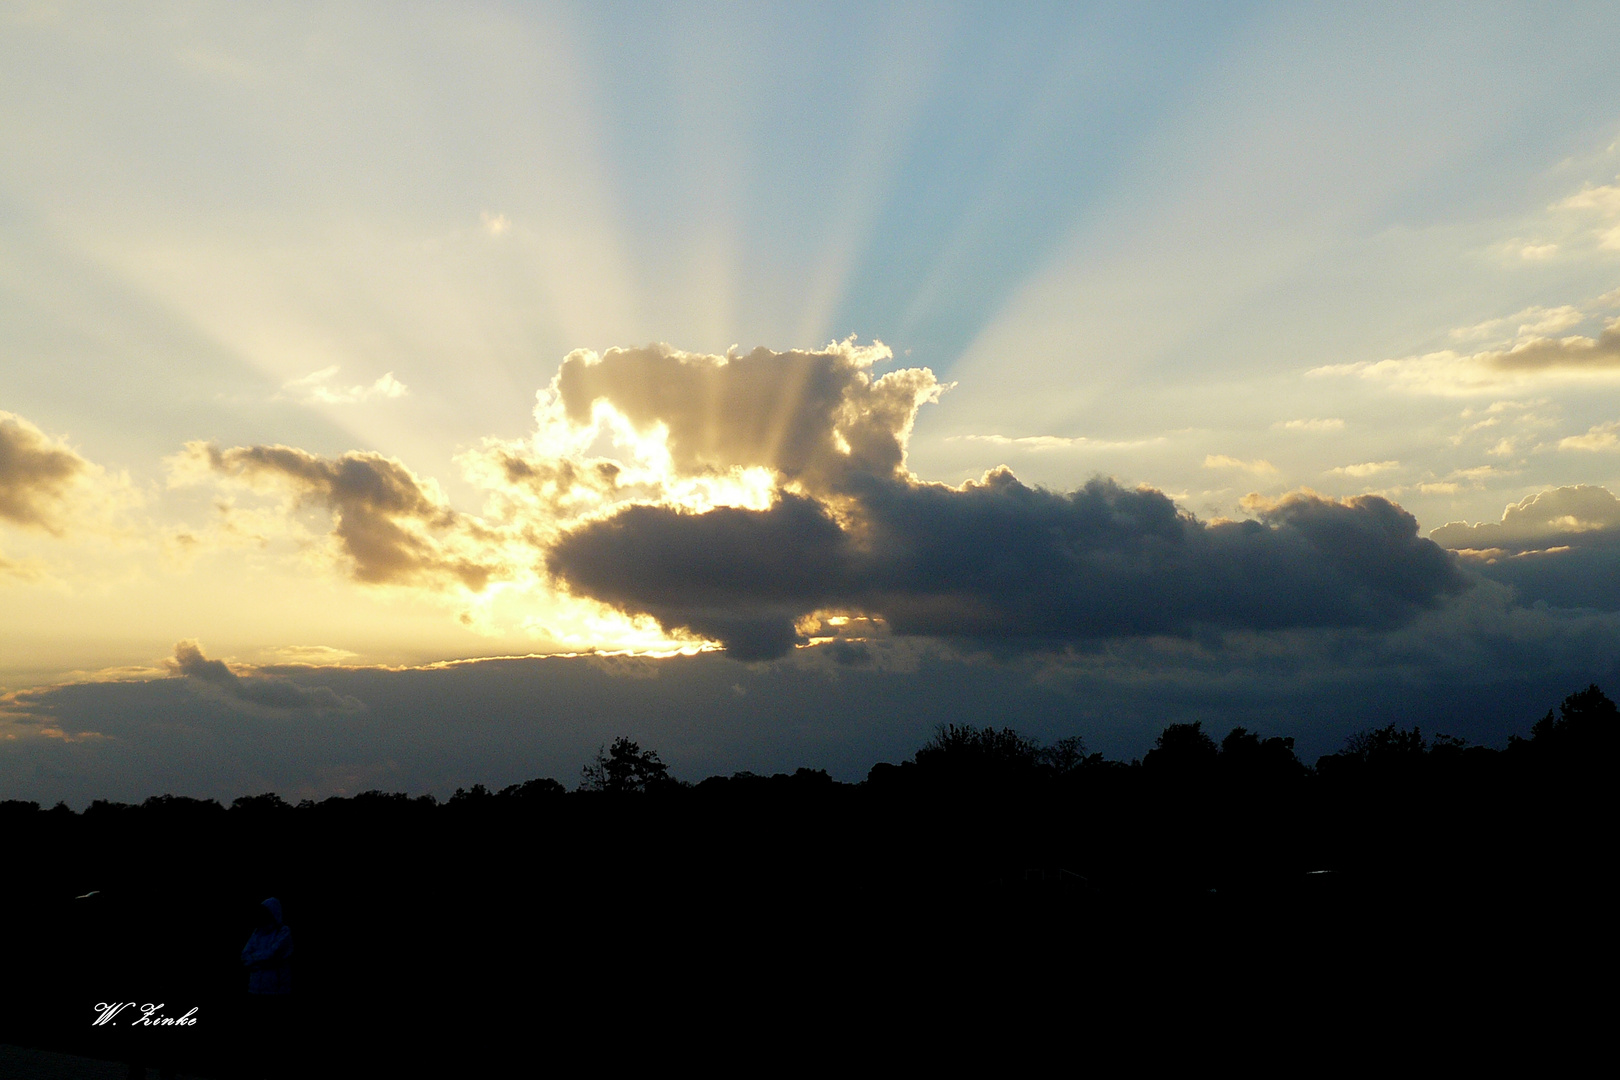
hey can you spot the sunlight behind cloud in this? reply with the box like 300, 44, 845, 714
7, 2, 1620, 700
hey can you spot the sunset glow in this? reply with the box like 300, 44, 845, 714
6, 3, 1620, 803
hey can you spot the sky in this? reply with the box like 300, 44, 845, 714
5, 2, 1620, 803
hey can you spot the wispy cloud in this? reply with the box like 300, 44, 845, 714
1308, 166, 1620, 395
1274, 418, 1344, 432
281, 367, 409, 405
1560, 421, 1620, 452
950, 434, 1163, 451
1310, 317, 1620, 394
1203, 454, 1277, 474
1450, 306, 1585, 342
1448, 465, 1505, 481
1329, 461, 1399, 477
1556, 178, 1620, 250
265, 645, 360, 667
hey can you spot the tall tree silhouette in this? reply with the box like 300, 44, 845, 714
580, 737, 673, 794
1143, 721, 1218, 773
1529, 683, 1618, 751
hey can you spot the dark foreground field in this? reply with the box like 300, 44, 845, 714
2, 689, 1611, 1075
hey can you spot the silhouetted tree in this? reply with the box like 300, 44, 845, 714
913, 724, 1043, 786
1143, 721, 1218, 772
231, 792, 292, 815
1219, 727, 1305, 782
350, 790, 413, 808
580, 737, 673, 794
498, 777, 567, 801
1038, 736, 1088, 776
1528, 683, 1618, 751
1342, 724, 1426, 766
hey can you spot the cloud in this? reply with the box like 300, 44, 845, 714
1448, 465, 1503, 481
6, 613, 1618, 807
0, 411, 89, 533
265, 645, 360, 666
167, 341, 1469, 661
1559, 421, 1620, 451
1430, 486, 1620, 610
1305, 166, 1620, 396
1275, 418, 1344, 432
1559, 181, 1620, 214
0, 551, 41, 580
549, 493, 850, 660
1488, 320, 1620, 372
471, 342, 1469, 660
550, 464, 1468, 659
1557, 179, 1620, 250
1313, 313, 1620, 394
1329, 461, 1399, 477
1451, 307, 1585, 342
169, 639, 359, 713
545, 339, 932, 491
173, 442, 503, 590
281, 367, 409, 405
1431, 485, 1620, 553
949, 434, 1161, 451
458, 336, 942, 552
1434, 485, 1620, 612
1203, 454, 1277, 474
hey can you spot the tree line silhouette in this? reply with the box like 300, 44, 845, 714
1, 685, 1610, 1074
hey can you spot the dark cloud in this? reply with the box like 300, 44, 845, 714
525, 343, 1470, 658
1471, 545, 1620, 610
550, 470, 1468, 659
170, 639, 360, 713
191, 443, 500, 590
551, 494, 850, 660
1433, 486, 1620, 610
0, 411, 87, 533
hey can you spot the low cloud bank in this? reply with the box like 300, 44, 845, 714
170, 640, 360, 713
3, 624, 1615, 807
